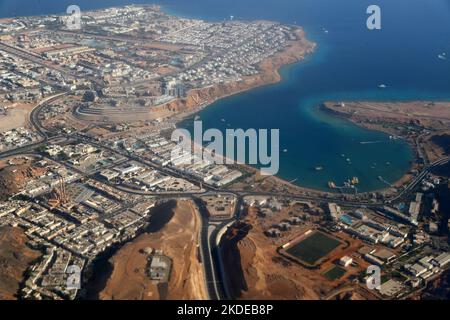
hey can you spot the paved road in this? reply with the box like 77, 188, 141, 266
7, 90, 450, 301
29, 92, 69, 138
194, 198, 235, 300
0, 42, 75, 79
0, 41, 103, 88
387, 156, 450, 203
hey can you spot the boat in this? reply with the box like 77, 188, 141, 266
351, 177, 359, 184
221, 118, 226, 122
328, 181, 336, 189
314, 166, 324, 171
283, 149, 288, 153
438, 53, 447, 60
378, 84, 387, 89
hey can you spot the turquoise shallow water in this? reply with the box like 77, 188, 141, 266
2, 0, 450, 192
179, 63, 415, 192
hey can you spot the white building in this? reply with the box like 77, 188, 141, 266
339, 256, 353, 267
432, 253, 450, 268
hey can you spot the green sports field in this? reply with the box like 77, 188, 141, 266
285, 231, 341, 265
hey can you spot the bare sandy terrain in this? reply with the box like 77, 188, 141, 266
324, 101, 450, 129
0, 159, 47, 201
323, 101, 450, 164
0, 103, 33, 132
220, 205, 374, 300
99, 200, 207, 300
0, 226, 41, 300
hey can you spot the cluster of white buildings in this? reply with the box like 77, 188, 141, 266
0, 51, 39, 90
45, 143, 125, 173
328, 204, 409, 249
0, 172, 157, 299
0, 127, 40, 151
165, 21, 294, 86
0, 48, 70, 102
22, 245, 84, 300
114, 132, 243, 188
405, 253, 450, 281
99, 161, 198, 192
20, 162, 80, 198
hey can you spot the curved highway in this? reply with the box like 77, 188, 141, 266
4, 90, 449, 301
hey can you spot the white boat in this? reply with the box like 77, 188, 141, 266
283, 149, 288, 153
378, 84, 387, 89
438, 53, 447, 60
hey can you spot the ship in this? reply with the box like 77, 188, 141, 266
351, 177, 359, 184
315, 166, 324, 171
328, 181, 336, 189
438, 53, 447, 60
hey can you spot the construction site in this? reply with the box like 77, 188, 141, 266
280, 230, 345, 268
46, 178, 69, 209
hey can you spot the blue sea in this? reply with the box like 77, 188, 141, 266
2, 0, 450, 192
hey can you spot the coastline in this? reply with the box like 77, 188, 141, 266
166, 32, 412, 198
318, 102, 416, 191
164, 28, 340, 197
319, 100, 450, 192
161, 27, 316, 122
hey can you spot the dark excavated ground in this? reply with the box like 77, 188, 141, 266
432, 134, 450, 155
0, 226, 41, 299
0, 161, 46, 201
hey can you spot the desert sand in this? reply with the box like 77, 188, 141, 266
99, 200, 207, 300
0, 103, 33, 133
0, 226, 41, 300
